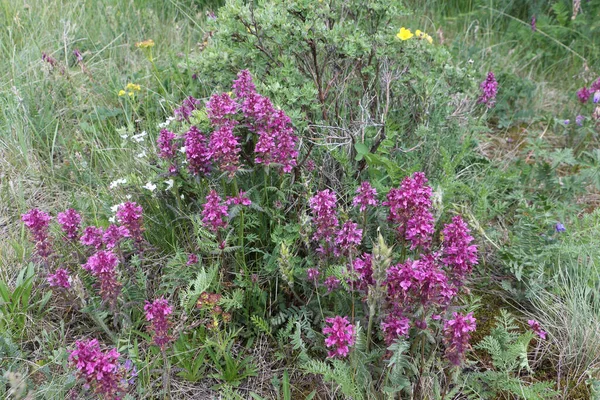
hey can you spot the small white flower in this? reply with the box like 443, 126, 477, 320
111, 203, 124, 213
132, 131, 147, 142
468, 59, 474, 64
165, 179, 174, 190
126, 194, 132, 199
120, 134, 129, 139
143, 182, 157, 192
180, 194, 185, 199
109, 178, 127, 189
157, 116, 175, 129
179, 146, 186, 154
136, 151, 147, 158
109, 216, 116, 223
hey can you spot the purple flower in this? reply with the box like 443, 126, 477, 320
157, 129, 177, 159
381, 312, 410, 344
324, 276, 340, 292
307, 268, 320, 281
21, 208, 53, 258
564, 119, 570, 125
443, 312, 476, 365
576, 115, 585, 126
47, 268, 71, 288
527, 319, 547, 340
592, 78, 600, 93
309, 189, 339, 247
225, 191, 252, 206
69, 339, 126, 399
116, 202, 144, 244
185, 126, 212, 175
384, 172, 435, 250
102, 224, 130, 249
578, 87, 591, 103
73, 49, 83, 63
42, 52, 58, 67
206, 92, 239, 126
478, 72, 498, 107
145, 297, 174, 349
80, 226, 104, 249
323, 316, 355, 358
187, 254, 198, 266
594, 91, 600, 104
352, 181, 378, 212
83, 250, 121, 306
531, 15, 536, 31
352, 253, 374, 290
201, 190, 229, 232
174, 96, 202, 122
555, 222, 566, 232
335, 221, 363, 254
57, 209, 82, 241
442, 215, 478, 283
232, 70, 257, 99
209, 121, 241, 174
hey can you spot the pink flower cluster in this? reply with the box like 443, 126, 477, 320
578, 87, 591, 103
57, 208, 82, 241
209, 121, 241, 174
201, 190, 229, 232
82, 250, 121, 306
443, 312, 476, 366
352, 181, 378, 212
81, 226, 105, 249
351, 253, 374, 290
226, 191, 252, 206
116, 202, 144, 244
69, 339, 126, 399
528, 319, 547, 340
144, 297, 173, 349
103, 225, 131, 250
442, 215, 478, 282
323, 316, 355, 358
478, 71, 498, 107
21, 208, 53, 258
309, 189, 339, 246
384, 172, 435, 250
381, 312, 411, 344
157, 129, 177, 159
174, 96, 202, 122
185, 126, 212, 175
335, 221, 363, 254
47, 268, 72, 288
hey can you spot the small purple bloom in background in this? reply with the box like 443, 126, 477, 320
309, 189, 339, 246
47, 268, 72, 288
478, 72, 498, 107
226, 191, 252, 206
22, 208, 53, 258
576, 115, 584, 126
594, 91, 600, 104
323, 316, 355, 358
174, 96, 202, 122
307, 268, 320, 281
80, 226, 104, 249
324, 276, 340, 292
578, 87, 591, 103
555, 222, 566, 232
592, 78, 600, 93
122, 359, 138, 386
144, 297, 174, 349
83, 250, 121, 306
187, 254, 198, 266
528, 319, 547, 339
116, 202, 144, 244
563, 119, 570, 125
157, 129, 177, 159
57, 209, 82, 241
335, 221, 363, 254
443, 312, 476, 366
305, 159, 316, 172
73, 49, 83, 63
201, 190, 229, 232
531, 15, 536, 31
42, 52, 58, 67
352, 181, 378, 212
381, 312, 410, 344
102, 224, 130, 249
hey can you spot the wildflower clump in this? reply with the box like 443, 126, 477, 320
144, 297, 174, 349
309, 189, 339, 253
352, 181, 378, 212
201, 190, 229, 232
22, 208, 53, 258
528, 319, 547, 339
82, 250, 121, 306
116, 202, 144, 244
478, 72, 498, 107
323, 316, 355, 358
57, 209, 82, 241
442, 215, 478, 282
47, 268, 72, 289
443, 312, 477, 365
80, 226, 105, 249
69, 339, 126, 400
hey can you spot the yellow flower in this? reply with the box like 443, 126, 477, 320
396, 27, 414, 41
118, 90, 126, 97
128, 92, 134, 97
126, 83, 141, 92
425, 34, 433, 44
135, 39, 155, 48
415, 29, 423, 37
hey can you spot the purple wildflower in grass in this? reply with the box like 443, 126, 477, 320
185, 126, 212, 175
83, 250, 121, 306
334, 221, 363, 255
527, 319, 547, 340
174, 96, 202, 122
555, 222, 566, 232
323, 316, 355, 358
225, 191, 252, 206
47, 268, 71, 289
564, 119, 570, 125
122, 359, 138, 386
594, 91, 600, 104
592, 78, 600, 93
232, 69, 257, 99
73, 49, 83, 63
209, 121, 241, 174
42, 52, 58, 68
352, 253, 374, 290
201, 190, 229, 232
324, 275, 341, 292
102, 224, 130, 249
442, 215, 478, 282
309, 189, 339, 246
531, 15, 536, 31
578, 87, 591, 103
381, 312, 411, 344
57, 209, 82, 241
116, 202, 144, 244
307, 268, 320, 281
576, 115, 585, 126
352, 181, 379, 212
22, 208, 53, 258
187, 254, 198, 266
305, 159, 316, 172
478, 72, 498, 107
144, 297, 174, 349
384, 172, 435, 250
443, 312, 476, 366
69, 339, 126, 400
206, 92, 239, 126
157, 129, 177, 159
80, 226, 105, 249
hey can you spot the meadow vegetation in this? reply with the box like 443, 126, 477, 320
1, 0, 599, 399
